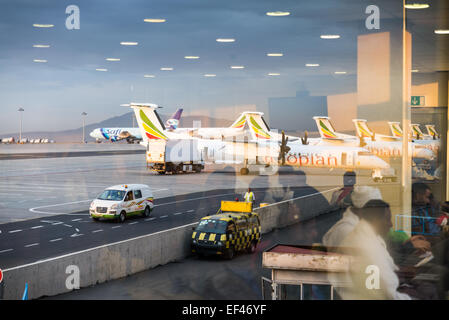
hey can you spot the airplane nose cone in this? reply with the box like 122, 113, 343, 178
89, 129, 98, 138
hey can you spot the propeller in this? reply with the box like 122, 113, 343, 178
278, 130, 291, 165
358, 134, 367, 147
301, 131, 309, 145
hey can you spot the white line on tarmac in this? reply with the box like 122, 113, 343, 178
111, 226, 121, 229
9, 229, 22, 233
71, 218, 82, 222
0, 248, 13, 254
128, 222, 139, 225
31, 225, 43, 229
92, 229, 103, 233
173, 212, 183, 215
49, 238, 63, 242
70, 233, 83, 238
186, 210, 195, 213
25, 243, 39, 248
159, 215, 168, 219
144, 217, 156, 221
63, 224, 72, 228
52, 222, 63, 225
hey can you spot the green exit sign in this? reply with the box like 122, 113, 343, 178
411, 96, 425, 106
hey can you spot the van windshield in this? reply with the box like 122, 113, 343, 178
196, 219, 227, 234
97, 190, 125, 201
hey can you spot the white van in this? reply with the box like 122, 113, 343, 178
89, 184, 154, 222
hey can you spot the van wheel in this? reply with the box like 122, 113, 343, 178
225, 247, 235, 260
143, 206, 151, 217
247, 241, 257, 254
118, 211, 126, 223
92, 217, 99, 222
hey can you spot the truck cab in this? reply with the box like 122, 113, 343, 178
191, 201, 261, 259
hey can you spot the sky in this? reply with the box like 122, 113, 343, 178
0, 0, 445, 134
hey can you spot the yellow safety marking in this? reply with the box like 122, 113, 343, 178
209, 233, 216, 242
199, 233, 206, 240
192, 232, 197, 238
220, 234, 227, 241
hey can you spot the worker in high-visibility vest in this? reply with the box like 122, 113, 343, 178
244, 188, 255, 206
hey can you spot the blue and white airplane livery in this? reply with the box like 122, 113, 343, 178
90, 108, 183, 143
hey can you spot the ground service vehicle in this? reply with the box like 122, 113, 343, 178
191, 201, 261, 259
146, 139, 205, 174
89, 184, 154, 222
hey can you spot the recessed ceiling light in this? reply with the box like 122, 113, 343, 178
216, 38, 235, 43
204, 74, 216, 77
267, 53, 283, 57
160, 67, 173, 71
120, 42, 138, 46
412, 69, 419, 73
266, 11, 290, 16
33, 59, 47, 63
334, 71, 347, 74
96, 68, 108, 72
230, 66, 245, 69
33, 24, 54, 28
106, 58, 120, 62
320, 35, 341, 39
405, 3, 430, 9
434, 29, 449, 34
33, 44, 50, 48
184, 56, 200, 59
144, 74, 155, 78
305, 63, 319, 67
143, 18, 166, 23
268, 73, 280, 76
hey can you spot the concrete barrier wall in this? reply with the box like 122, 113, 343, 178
2, 187, 338, 300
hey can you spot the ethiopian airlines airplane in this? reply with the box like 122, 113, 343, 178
310, 116, 434, 160
388, 121, 440, 153
129, 103, 392, 179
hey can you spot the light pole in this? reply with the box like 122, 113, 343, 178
18, 107, 24, 142
81, 112, 87, 143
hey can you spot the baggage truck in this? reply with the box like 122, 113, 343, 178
146, 139, 205, 174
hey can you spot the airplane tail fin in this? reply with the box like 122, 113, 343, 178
244, 111, 271, 140
352, 119, 375, 139
229, 113, 247, 129
388, 121, 403, 138
411, 123, 425, 139
425, 124, 438, 138
313, 116, 339, 139
129, 103, 168, 142
166, 108, 183, 130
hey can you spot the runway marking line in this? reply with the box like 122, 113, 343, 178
71, 218, 82, 222
173, 212, 183, 216
31, 225, 43, 229
92, 229, 103, 233
144, 217, 156, 221
128, 222, 139, 225
159, 215, 168, 219
24, 243, 39, 248
8, 229, 22, 233
111, 226, 121, 229
0, 249, 13, 254
49, 238, 63, 242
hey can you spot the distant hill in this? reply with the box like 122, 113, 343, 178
0, 112, 234, 143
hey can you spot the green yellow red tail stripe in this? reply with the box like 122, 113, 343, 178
319, 120, 337, 139
249, 116, 270, 139
140, 110, 168, 140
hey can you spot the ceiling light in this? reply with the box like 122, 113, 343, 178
143, 18, 166, 23
96, 68, 108, 72
216, 38, 235, 43
120, 42, 138, 46
305, 63, 319, 67
404, 3, 430, 9
230, 66, 245, 69
144, 74, 155, 78
320, 35, 341, 39
160, 67, 173, 71
266, 11, 290, 16
33, 59, 47, 63
268, 73, 280, 76
204, 74, 216, 77
334, 71, 347, 74
33, 44, 50, 48
106, 58, 120, 62
33, 24, 54, 28
411, 69, 419, 73
434, 29, 449, 34
184, 56, 200, 59
267, 53, 283, 57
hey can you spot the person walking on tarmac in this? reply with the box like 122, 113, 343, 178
244, 188, 255, 207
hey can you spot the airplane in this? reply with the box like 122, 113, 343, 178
310, 116, 435, 160
388, 121, 440, 153
130, 103, 392, 180
89, 108, 183, 143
